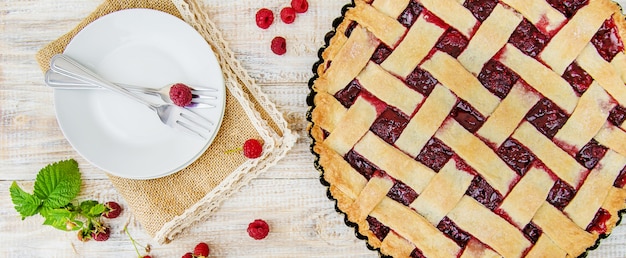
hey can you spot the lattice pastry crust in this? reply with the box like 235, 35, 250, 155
309, 0, 626, 257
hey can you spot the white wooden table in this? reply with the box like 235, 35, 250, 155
1, 0, 626, 257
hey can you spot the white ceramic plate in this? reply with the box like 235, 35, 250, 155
54, 9, 226, 179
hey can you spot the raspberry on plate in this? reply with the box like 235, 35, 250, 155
255, 8, 274, 29
169, 83, 193, 107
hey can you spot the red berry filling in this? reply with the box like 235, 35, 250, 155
370, 108, 410, 144
463, 0, 498, 22
478, 59, 520, 99
525, 98, 569, 139
247, 219, 270, 240
497, 138, 536, 176
370, 44, 393, 64
613, 166, 626, 188
592, 18, 625, 62
334, 80, 363, 108
508, 19, 550, 57
398, 0, 424, 28
451, 100, 485, 133
344, 21, 358, 37
587, 208, 611, 234
291, 0, 309, 13
366, 216, 390, 241
465, 176, 503, 210
546, 0, 589, 18
575, 140, 608, 170
169, 83, 193, 107
435, 28, 469, 58
386, 180, 418, 206
255, 8, 274, 29
271, 36, 287, 55
280, 7, 297, 24
437, 216, 471, 247
547, 179, 576, 210
562, 62, 593, 95
522, 222, 543, 244
416, 138, 454, 172
405, 66, 438, 96
609, 105, 626, 126
410, 248, 427, 258
345, 150, 379, 180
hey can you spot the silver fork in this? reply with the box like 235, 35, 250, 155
45, 70, 218, 108
49, 54, 214, 139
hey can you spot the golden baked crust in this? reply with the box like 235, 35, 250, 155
308, 0, 626, 257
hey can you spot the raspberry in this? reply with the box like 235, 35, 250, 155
256, 8, 274, 29
271, 36, 287, 55
280, 7, 297, 24
247, 219, 270, 240
143, 256, 152, 258
243, 139, 263, 159
181, 252, 193, 258
77, 229, 91, 242
291, 0, 309, 13
103, 201, 122, 219
193, 242, 210, 257
169, 83, 193, 107
92, 226, 110, 241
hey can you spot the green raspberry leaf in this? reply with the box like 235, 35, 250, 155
79, 200, 106, 218
33, 159, 81, 209
42, 208, 74, 231
9, 182, 42, 219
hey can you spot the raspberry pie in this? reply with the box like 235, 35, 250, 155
308, 0, 626, 257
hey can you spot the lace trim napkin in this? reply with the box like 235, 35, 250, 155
35, 0, 297, 244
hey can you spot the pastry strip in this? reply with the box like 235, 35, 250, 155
532, 202, 597, 257
498, 166, 554, 228
346, 175, 394, 222
525, 235, 568, 258
311, 92, 347, 132
371, 0, 410, 19
380, 232, 417, 258
346, 0, 407, 47
564, 150, 626, 229
512, 122, 587, 187
436, 119, 518, 194
419, 0, 477, 37
371, 197, 461, 257
477, 82, 541, 148
499, 44, 578, 113
381, 14, 446, 78
410, 159, 474, 225
315, 26, 378, 95
355, 132, 435, 194
447, 196, 531, 258
577, 43, 626, 107
324, 97, 378, 156
396, 85, 457, 157
595, 123, 626, 157
458, 4, 523, 75
357, 62, 423, 115
539, 0, 616, 74
422, 51, 500, 115
499, 0, 566, 35
554, 82, 614, 152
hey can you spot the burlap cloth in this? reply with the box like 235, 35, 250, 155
35, 0, 297, 244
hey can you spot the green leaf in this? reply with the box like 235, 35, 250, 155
9, 182, 42, 219
79, 200, 106, 218
42, 208, 74, 231
33, 159, 81, 209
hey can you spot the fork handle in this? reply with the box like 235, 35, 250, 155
49, 54, 156, 110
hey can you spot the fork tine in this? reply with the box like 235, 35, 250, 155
175, 109, 214, 138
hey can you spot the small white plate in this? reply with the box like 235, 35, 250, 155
54, 9, 226, 179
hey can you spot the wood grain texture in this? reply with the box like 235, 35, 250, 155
2, 0, 626, 257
